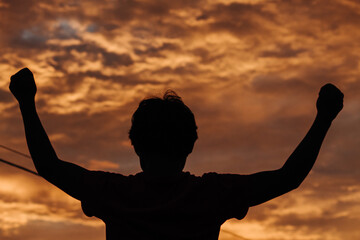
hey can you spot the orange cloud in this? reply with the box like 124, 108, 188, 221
1, 0, 360, 239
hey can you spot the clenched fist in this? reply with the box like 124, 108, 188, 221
316, 83, 344, 121
9, 68, 37, 104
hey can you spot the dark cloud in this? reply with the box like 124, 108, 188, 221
191, 47, 224, 64
33, 104, 138, 171
0, 219, 104, 240
133, 42, 180, 58
273, 213, 360, 236
250, 75, 312, 94
200, 2, 276, 37
1, 0, 360, 239
102, 52, 134, 67
0, 89, 13, 103
260, 43, 306, 58
153, 63, 206, 76
61, 43, 134, 67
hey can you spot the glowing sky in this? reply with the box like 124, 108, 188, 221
1, 0, 360, 239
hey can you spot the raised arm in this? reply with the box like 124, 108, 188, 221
9, 68, 89, 200
246, 84, 344, 207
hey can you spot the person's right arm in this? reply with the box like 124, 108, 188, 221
244, 84, 343, 207
10, 68, 92, 201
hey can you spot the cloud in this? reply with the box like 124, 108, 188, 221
0, 89, 13, 103
1, 0, 360, 239
87, 159, 120, 171
260, 43, 306, 58
0, 220, 104, 240
0, 173, 103, 239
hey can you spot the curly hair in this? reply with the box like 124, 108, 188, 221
129, 90, 198, 158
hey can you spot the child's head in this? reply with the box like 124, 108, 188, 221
129, 90, 198, 174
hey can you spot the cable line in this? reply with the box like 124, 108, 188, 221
0, 144, 31, 158
221, 229, 251, 240
0, 144, 38, 176
0, 158, 39, 176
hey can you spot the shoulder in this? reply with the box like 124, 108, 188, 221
83, 170, 138, 188
195, 172, 250, 220
201, 172, 248, 182
84, 170, 129, 180
199, 172, 250, 193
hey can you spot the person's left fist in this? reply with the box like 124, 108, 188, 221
316, 83, 344, 121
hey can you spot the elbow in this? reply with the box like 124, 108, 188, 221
279, 168, 304, 191
34, 157, 60, 179
289, 179, 302, 190
281, 179, 302, 194
35, 165, 50, 179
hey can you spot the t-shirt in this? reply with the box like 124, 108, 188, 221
81, 171, 250, 240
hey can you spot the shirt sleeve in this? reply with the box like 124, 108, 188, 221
80, 170, 128, 219
202, 173, 251, 220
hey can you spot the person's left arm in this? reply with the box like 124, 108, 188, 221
233, 84, 343, 207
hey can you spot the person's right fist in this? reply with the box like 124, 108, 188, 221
9, 68, 37, 104
316, 83, 344, 122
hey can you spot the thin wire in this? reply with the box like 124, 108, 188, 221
0, 144, 38, 175
0, 144, 31, 158
221, 229, 251, 240
0, 158, 39, 176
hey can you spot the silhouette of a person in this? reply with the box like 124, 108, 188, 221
10, 68, 344, 240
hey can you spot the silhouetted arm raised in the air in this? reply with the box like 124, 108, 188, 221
9, 68, 89, 201
246, 84, 344, 207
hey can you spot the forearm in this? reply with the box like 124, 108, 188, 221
281, 114, 332, 187
19, 100, 59, 175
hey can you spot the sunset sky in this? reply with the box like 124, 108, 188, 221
0, 0, 360, 239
